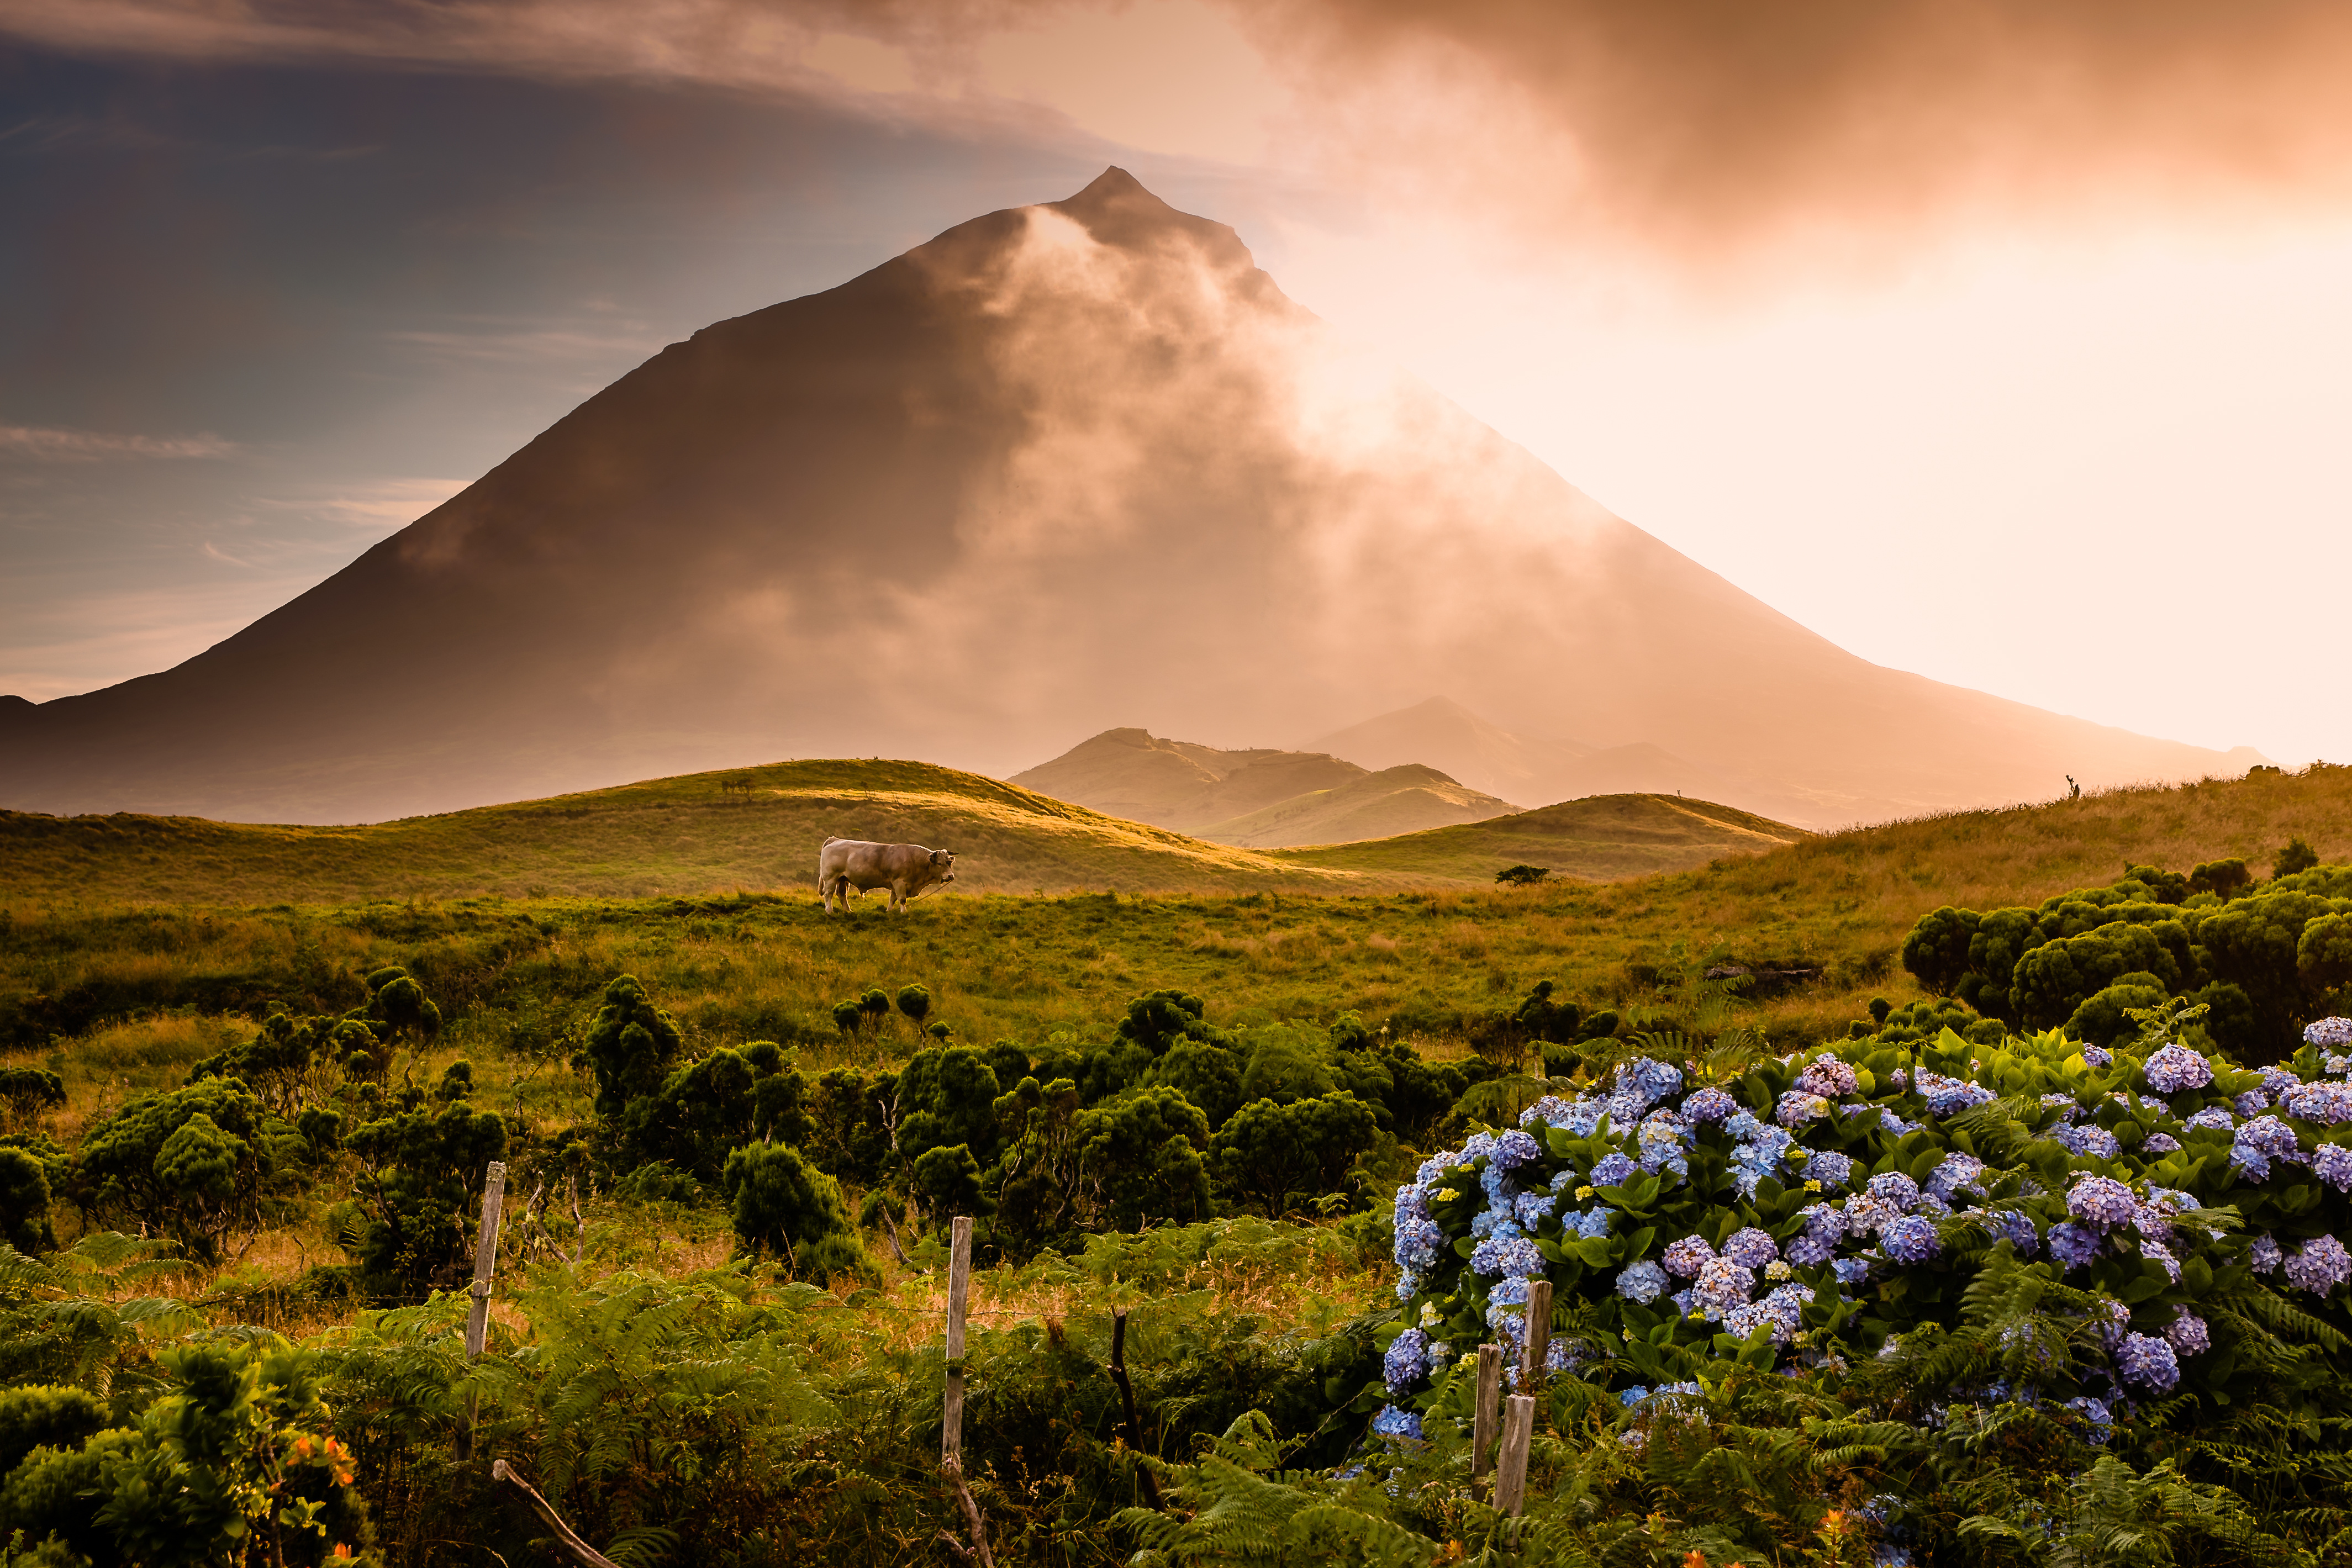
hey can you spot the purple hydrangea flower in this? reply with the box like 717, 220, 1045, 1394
2068, 1175, 2139, 1230
2314, 1144, 2352, 1192
2049, 1222, 2102, 1269
1383, 1328, 1431, 1392
1868, 1171, 1922, 1211
1460, 1132, 1499, 1165
2283, 1234, 2352, 1297
1879, 1109, 1919, 1135
2143, 1043, 2213, 1093
2306, 1017, 2352, 1049
2237, 1090, 2272, 1117
2251, 1234, 2283, 1273
2185, 1107, 2237, 1133
1832, 1256, 1874, 1286
1662, 1235, 1717, 1278
2053, 1123, 2123, 1159
2140, 1132, 2182, 1154
2081, 1045, 2113, 1068
2141, 1239, 2181, 1282
1691, 1256, 1755, 1319
1370, 1404, 1425, 1440
1520, 1095, 1575, 1128
1726, 1282, 1814, 1344
2164, 1307, 2209, 1357
1492, 1129, 1543, 1169
1513, 1191, 1557, 1230
1614, 1056, 1684, 1107
1617, 1259, 1669, 1303
1984, 1208, 2039, 1257
1724, 1227, 1780, 1268
2281, 1080, 2352, 1125
1776, 1089, 1832, 1127
2233, 1115, 2304, 1180
1881, 1215, 1942, 1264
2116, 1332, 2180, 1393
2263, 1066, 2303, 1097
1806, 1150, 1856, 1189
1591, 1153, 1637, 1187
2040, 1092, 2084, 1123
1798, 1057, 1860, 1099
1681, 1086, 1738, 1124
1470, 1234, 1546, 1279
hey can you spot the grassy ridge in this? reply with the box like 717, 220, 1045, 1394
0, 759, 1808, 907
1277, 792, 1805, 881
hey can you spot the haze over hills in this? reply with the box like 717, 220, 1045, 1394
0, 168, 2263, 827
1009, 725, 1518, 846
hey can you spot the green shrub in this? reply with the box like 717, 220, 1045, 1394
580, 974, 684, 1124
343, 1100, 507, 1297
0, 1147, 55, 1254
719, 1141, 873, 1285
0, 1067, 65, 1131
1210, 1092, 1380, 1216
0, 1386, 105, 1481
71, 1079, 302, 1261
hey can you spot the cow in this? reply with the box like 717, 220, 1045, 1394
818, 837, 957, 914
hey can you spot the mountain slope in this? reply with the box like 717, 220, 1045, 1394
0, 168, 2261, 826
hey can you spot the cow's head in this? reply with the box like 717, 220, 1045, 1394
931, 849, 957, 884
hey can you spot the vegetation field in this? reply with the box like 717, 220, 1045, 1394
5, 761, 2352, 1566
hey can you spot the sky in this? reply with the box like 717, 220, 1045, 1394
4, 0, 2350, 767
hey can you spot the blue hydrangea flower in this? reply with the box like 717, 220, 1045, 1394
1564, 1207, 1616, 1239
1615, 1056, 1684, 1106
1491, 1128, 1542, 1169
2140, 1132, 2181, 1154
1383, 1328, 1431, 1392
2142, 1042, 2213, 1093
1519, 1095, 1575, 1128
1512, 1191, 1556, 1230
2039, 1092, 2083, 1123
1879, 1108, 1919, 1135
2306, 1016, 2352, 1049
2080, 1045, 2112, 1068
1370, 1404, 1424, 1440
1881, 1215, 1942, 1264
1459, 1132, 1499, 1164
1832, 1256, 1874, 1286
1470, 1234, 1546, 1279
2067, 1175, 2139, 1230
2140, 1239, 2180, 1282
2185, 1106, 2237, 1132
2049, 1221, 2102, 1269
1590, 1153, 1637, 1187
2117, 1332, 2180, 1393
1393, 1217, 1444, 1271
1916, 1071, 1995, 1116
2065, 1395, 2113, 1444
1805, 1150, 1856, 1189
2284, 1234, 2352, 1296
1985, 1208, 2038, 1257
1616, 1260, 1669, 1303
2251, 1234, 2283, 1273
2314, 1144, 2352, 1192
1724, 1227, 1780, 1267
1776, 1089, 1832, 1127
2164, 1307, 2210, 1357
1681, 1086, 1738, 1123
1926, 1153, 1987, 1200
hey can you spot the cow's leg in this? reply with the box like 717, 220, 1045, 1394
891, 881, 907, 914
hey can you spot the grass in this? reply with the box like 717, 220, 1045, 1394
8, 764, 2348, 1149
1276, 792, 1805, 881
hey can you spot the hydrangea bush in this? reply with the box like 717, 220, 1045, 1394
1379, 1010, 2352, 1444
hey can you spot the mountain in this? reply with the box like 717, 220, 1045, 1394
0, 168, 2264, 826
1010, 725, 1516, 846
1273, 793, 1807, 884
1308, 696, 1590, 803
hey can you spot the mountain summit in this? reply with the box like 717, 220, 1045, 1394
0, 170, 2260, 825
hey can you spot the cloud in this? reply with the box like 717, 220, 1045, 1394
0, 425, 241, 461
1233, 1, 2352, 268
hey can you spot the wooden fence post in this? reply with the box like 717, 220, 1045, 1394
938, 1217, 994, 1568
1520, 1279, 1552, 1389
1472, 1344, 1502, 1479
1110, 1309, 1164, 1508
1494, 1393, 1535, 1517
458, 1160, 507, 1460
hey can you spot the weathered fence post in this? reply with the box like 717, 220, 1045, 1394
938, 1216, 995, 1568
1472, 1343, 1502, 1479
458, 1160, 507, 1460
1494, 1393, 1535, 1516
1110, 1309, 1164, 1508
1520, 1279, 1553, 1388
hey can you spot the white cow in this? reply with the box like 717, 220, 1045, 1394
818, 838, 957, 914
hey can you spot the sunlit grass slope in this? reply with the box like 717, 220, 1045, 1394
0, 759, 1368, 906
0, 762, 1815, 909
1275, 793, 1807, 883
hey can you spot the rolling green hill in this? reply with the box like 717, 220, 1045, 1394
1275, 793, 1806, 882
1, 759, 1803, 909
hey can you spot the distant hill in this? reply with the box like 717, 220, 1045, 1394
1308, 696, 1834, 826
0, 168, 2262, 828
1011, 727, 1519, 846
0, 759, 1800, 907
1275, 793, 1808, 883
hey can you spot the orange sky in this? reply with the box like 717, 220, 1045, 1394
3, 0, 2349, 765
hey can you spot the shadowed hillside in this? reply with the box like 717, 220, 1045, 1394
1275, 793, 1807, 882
